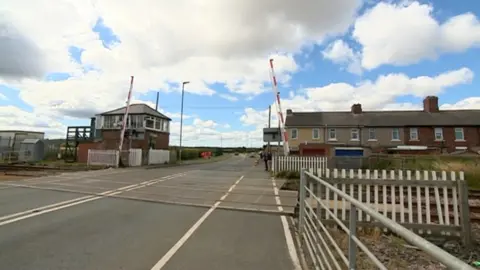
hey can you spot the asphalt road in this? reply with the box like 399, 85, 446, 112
0, 155, 300, 270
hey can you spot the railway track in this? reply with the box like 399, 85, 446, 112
0, 164, 75, 172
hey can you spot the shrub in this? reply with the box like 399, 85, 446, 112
180, 149, 201, 160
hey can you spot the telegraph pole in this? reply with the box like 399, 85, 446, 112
268, 105, 271, 152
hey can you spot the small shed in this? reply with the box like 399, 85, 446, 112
19, 139, 45, 162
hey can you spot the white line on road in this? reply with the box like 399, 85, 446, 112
0, 172, 189, 227
271, 177, 302, 270
150, 175, 244, 270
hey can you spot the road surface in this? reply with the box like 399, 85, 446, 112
0, 155, 300, 270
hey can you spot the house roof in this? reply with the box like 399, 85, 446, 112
100, 104, 171, 120
285, 109, 480, 127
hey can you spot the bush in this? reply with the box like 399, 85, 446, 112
180, 149, 201, 160
214, 148, 223, 156
275, 170, 300, 179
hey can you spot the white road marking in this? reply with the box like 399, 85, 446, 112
150, 175, 244, 270
271, 177, 302, 270
0, 172, 189, 227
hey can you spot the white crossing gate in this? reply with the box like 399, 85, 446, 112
148, 149, 170, 165
87, 150, 119, 167
272, 155, 327, 174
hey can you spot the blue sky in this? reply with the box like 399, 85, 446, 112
1, 0, 480, 146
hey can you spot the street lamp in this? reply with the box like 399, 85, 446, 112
179, 81, 190, 162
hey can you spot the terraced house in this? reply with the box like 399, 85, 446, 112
285, 96, 480, 157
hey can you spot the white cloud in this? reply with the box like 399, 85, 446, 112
440, 97, 480, 110
0, 0, 361, 121
0, 93, 7, 100
219, 94, 239, 102
353, 1, 480, 70
240, 67, 475, 128
322, 40, 362, 75
0, 105, 66, 137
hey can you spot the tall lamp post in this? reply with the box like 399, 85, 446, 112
179, 81, 190, 162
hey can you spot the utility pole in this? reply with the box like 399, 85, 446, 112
268, 105, 271, 152
179, 81, 190, 162
155, 92, 159, 110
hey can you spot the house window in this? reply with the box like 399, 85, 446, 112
328, 128, 336, 140
351, 128, 359, 141
368, 128, 376, 140
312, 128, 320, 139
164, 120, 169, 132
103, 116, 116, 129
155, 118, 162, 130
291, 129, 298, 139
434, 127, 443, 141
392, 128, 400, 141
410, 128, 418, 140
455, 128, 464, 141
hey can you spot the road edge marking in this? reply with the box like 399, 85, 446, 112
271, 177, 302, 270
150, 175, 244, 270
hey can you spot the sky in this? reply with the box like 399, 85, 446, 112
1, 0, 480, 148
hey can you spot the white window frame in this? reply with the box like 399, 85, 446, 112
434, 127, 443, 141
368, 128, 376, 141
409, 128, 418, 141
351, 128, 360, 141
391, 128, 400, 141
454, 127, 465, 141
291, 128, 298, 140
312, 128, 320, 139
328, 128, 336, 141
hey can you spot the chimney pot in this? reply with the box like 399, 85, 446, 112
423, 96, 439, 113
351, 104, 362, 114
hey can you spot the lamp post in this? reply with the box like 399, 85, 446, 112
179, 81, 190, 162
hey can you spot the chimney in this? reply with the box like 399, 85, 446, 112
351, 104, 362, 114
286, 109, 293, 116
423, 96, 439, 113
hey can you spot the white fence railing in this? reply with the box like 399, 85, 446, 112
87, 149, 119, 167
298, 168, 474, 269
148, 149, 170, 165
272, 155, 327, 174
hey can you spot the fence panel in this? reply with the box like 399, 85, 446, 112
148, 149, 170, 165
272, 155, 327, 174
298, 168, 474, 270
87, 149, 119, 167
128, 149, 142, 166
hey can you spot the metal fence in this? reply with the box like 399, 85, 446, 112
298, 168, 474, 270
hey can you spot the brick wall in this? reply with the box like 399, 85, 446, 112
100, 130, 170, 150
404, 127, 480, 153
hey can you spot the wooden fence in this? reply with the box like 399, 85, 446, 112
272, 155, 327, 174
304, 168, 472, 243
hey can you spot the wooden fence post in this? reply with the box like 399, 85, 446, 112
456, 172, 472, 248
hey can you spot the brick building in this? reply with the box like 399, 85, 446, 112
76, 104, 172, 163
94, 103, 171, 150
285, 96, 480, 156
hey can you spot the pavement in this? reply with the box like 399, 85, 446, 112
0, 154, 301, 270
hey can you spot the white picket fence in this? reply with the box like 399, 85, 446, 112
87, 149, 143, 167
148, 149, 170, 165
302, 168, 472, 241
87, 149, 119, 167
127, 149, 142, 166
272, 155, 327, 174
